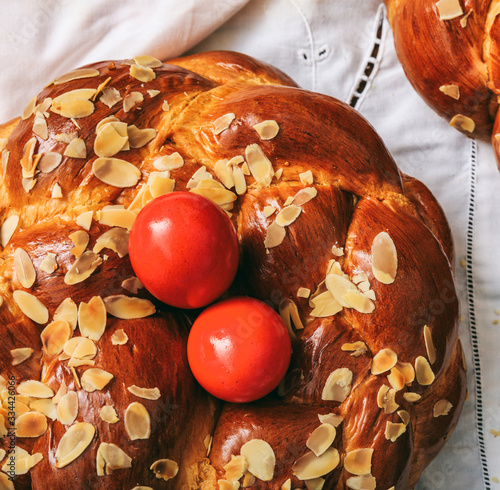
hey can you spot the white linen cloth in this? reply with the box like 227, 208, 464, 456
0, 1, 498, 488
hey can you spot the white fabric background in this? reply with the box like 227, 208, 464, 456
0, 1, 498, 489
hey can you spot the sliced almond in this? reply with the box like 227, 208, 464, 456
134, 55, 162, 68
240, 439, 275, 481
282, 479, 292, 490
398, 410, 411, 426
54, 298, 78, 330
213, 159, 234, 189
292, 448, 340, 480
341, 341, 368, 357
299, 170, 313, 184
218, 480, 239, 490
232, 165, 247, 196
78, 296, 107, 341
37, 152, 62, 174
297, 287, 311, 298
310, 290, 343, 318
371, 231, 397, 284
306, 424, 336, 457
33, 112, 48, 139
1, 447, 43, 475
253, 120, 279, 140
190, 180, 237, 207
53, 68, 100, 85
433, 399, 453, 417
1, 215, 19, 247
415, 356, 435, 385
123, 91, 144, 113
318, 413, 343, 427
403, 392, 421, 403
39, 253, 57, 274
264, 221, 286, 248
263, 205, 276, 218
371, 348, 398, 375
213, 113, 236, 135
52, 98, 94, 119
122, 277, 143, 294
111, 329, 129, 345
10, 347, 34, 366
224, 454, 248, 481
94, 123, 128, 157
55, 132, 78, 143
57, 391, 78, 425
344, 448, 373, 476
449, 114, 475, 132
148, 171, 175, 198
439, 84, 460, 100
20, 136, 37, 172
127, 385, 161, 400
423, 325, 436, 364
377, 385, 399, 414
292, 187, 318, 206
93, 227, 129, 258
343, 289, 375, 314
436, 0, 463, 20
385, 421, 406, 442
17, 380, 53, 398
305, 478, 325, 490
100, 405, 119, 424
64, 251, 102, 285
76, 211, 93, 231
245, 144, 274, 186
92, 157, 141, 187
41, 319, 71, 356
51, 183, 63, 199
22, 96, 37, 120
130, 64, 156, 82
325, 274, 357, 308
98, 208, 136, 230
29, 399, 57, 420
16, 411, 47, 437
13, 290, 48, 324
128, 125, 156, 148
321, 368, 353, 402
387, 367, 406, 392
125, 402, 151, 440
346, 475, 377, 490
13, 248, 36, 288
150, 459, 179, 481
100, 87, 122, 108
81, 368, 113, 392
276, 205, 301, 227
104, 295, 155, 319
153, 152, 184, 171
68, 230, 89, 258
96, 443, 132, 476
395, 361, 415, 385
2, 149, 9, 176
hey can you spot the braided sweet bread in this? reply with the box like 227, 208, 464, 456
385, 0, 500, 168
0, 50, 466, 489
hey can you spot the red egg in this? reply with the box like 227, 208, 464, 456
187, 297, 292, 403
129, 192, 239, 309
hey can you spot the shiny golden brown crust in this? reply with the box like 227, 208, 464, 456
0, 50, 464, 489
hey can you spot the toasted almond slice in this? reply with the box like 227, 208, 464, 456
69, 230, 89, 258
78, 296, 107, 341
97, 442, 133, 476
240, 439, 275, 481
213, 159, 234, 189
125, 402, 151, 440
81, 368, 113, 392
344, 448, 373, 476
341, 341, 368, 357
297, 287, 311, 299
305, 477, 325, 490
218, 479, 239, 490
30, 398, 57, 420
13, 290, 49, 324
343, 289, 375, 314
0, 473, 11, 490
22, 96, 37, 120
64, 251, 102, 285
57, 391, 78, 425
15, 411, 47, 437
153, 152, 184, 171
55, 131, 78, 143
325, 273, 357, 308
299, 170, 313, 184
162, 100, 170, 111
306, 424, 336, 457
310, 290, 343, 318
54, 298, 78, 330
346, 475, 377, 490
321, 368, 353, 402
55, 422, 95, 468
123, 91, 144, 112
371, 348, 398, 375
38, 152, 63, 173
93, 227, 129, 258
10, 347, 34, 366
387, 367, 406, 391
74, 212, 93, 233
1, 215, 19, 247
94, 123, 128, 157
439, 84, 460, 100
276, 205, 301, 227
134, 55, 162, 68
122, 277, 143, 295
190, 183, 237, 207
148, 172, 175, 198
292, 187, 318, 206
293, 448, 340, 480
63, 337, 97, 360
281, 478, 292, 490
51, 183, 63, 199
13, 248, 36, 288
415, 356, 435, 385
371, 231, 397, 284
318, 413, 343, 427
398, 410, 411, 426
17, 380, 54, 398
150, 459, 179, 481
100, 87, 122, 108
214, 113, 236, 135
377, 385, 399, 414
232, 167, 247, 196
130, 64, 156, 82
423, 325, 436, 364
52, 98, 94, 119
127, 385, 161, 400
263, 221, 286, 249
263, 205, 276, 218
41, 320, 71, 356
385, 421, 406, 442
33, 112, 48, 139
187, 166, 213, 188
98, 208, 136, 230
92, 157, 141, 187
53, 68, 100, 85
433, 399, 453, 417
223, 455, 248, 482
2, 148, 9, 176
1, 447, 43, 476
396, 361, 415, 385
104, 295, 155, 319
245, 144, 274, 186
253, 120, 279, 140
436, 0, 463, 20
20, 136, 37, 171
111, 329, 129, 345
449, 114, 475, 132
67, 358, 95, 368
100, 405, 119, 424
128, 125, 156, 148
